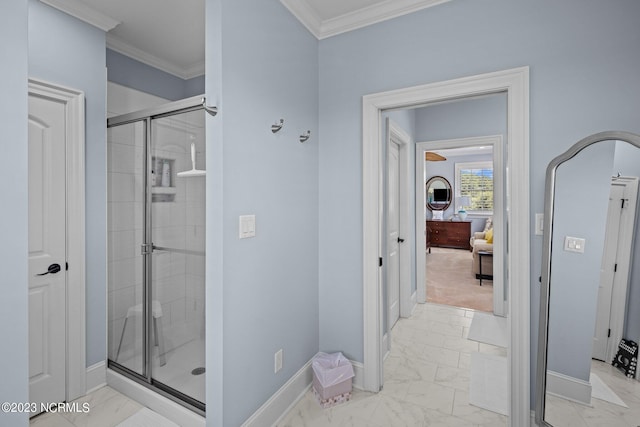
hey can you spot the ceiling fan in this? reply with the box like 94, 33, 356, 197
425, 152, 446, 161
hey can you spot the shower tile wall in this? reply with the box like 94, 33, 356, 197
107, 115, 205, 363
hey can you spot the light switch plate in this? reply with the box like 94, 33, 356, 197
535, 213, 544, 236
564, 236, 586, 253
239, 215, 256, 239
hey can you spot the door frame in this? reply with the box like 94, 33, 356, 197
387, 119, 413, 320
362, 67, 530, 426
602, 176, 639, 365
29, 79, 86, 401
415, 135, 505, 316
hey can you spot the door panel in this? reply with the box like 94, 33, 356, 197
107, 121, 146, 376
150, 109, 206, 404
387, 141, 400, 330
28, 94, 66, 409
593, 184, 624, 361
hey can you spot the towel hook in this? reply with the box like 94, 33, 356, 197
299, 130, 311, 143
271, 119, 284, 133
201, 97, 218, 116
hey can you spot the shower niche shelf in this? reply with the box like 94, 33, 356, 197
152, 156, 176, 202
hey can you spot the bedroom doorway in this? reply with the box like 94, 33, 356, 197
417, 135, 505, 317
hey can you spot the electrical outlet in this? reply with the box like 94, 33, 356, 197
274, 349, 283, 373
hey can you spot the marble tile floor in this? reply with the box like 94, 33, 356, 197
29, 386, 176, 427
277, 302, 508, 426
544, 360, 640, 427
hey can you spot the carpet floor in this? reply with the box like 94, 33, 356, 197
426, 247, 493, 312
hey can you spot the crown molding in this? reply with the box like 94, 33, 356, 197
107, 34, 204, 80
320, 0, 452, 39
281, 0, 451, 40
39, 0, 120, 31
183, 63, 206, 80
279, 0, 323, 39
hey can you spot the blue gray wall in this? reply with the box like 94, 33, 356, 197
414, 94, 507, 143
107, 49, 204, 100
317, 0, 640, 404
0, 0, 29, 425
28, 0, 107, 368
205, 0, 319, 425
547, 142, 614, 381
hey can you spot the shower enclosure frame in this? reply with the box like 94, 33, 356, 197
107, 95, 209, 415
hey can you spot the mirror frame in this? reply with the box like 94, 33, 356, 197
535, 131, 640, 426
425, 175, 452, 211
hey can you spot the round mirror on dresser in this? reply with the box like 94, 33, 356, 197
426, 176, 452, 211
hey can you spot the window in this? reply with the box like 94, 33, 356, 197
455, 161, 493, 214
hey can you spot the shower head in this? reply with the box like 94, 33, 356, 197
177, 143, 206, 178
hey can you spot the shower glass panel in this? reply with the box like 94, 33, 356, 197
106, 96, 206, 413
150, 110, 206, 403
107, 120, 145, 376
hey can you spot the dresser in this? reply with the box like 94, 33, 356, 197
426, 220, 471, 251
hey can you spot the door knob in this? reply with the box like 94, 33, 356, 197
36, 263, 61, 276
397, 237, 405, 243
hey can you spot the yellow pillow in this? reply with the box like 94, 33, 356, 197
485, 228, 494, 244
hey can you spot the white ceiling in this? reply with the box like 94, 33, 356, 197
40, 0, 449, 79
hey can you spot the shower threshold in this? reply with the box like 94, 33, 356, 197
107, 368, 205, 426
108, 361, 205, 417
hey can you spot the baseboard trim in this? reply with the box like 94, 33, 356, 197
243, 354, 364, 426
85, 361, 107, 394
410, 291, 417, 314
350, 360, 364, 390
382, 333, 390, 360
242, 359, 313, 427
547, 370, 592, 405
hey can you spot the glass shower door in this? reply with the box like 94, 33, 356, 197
149, 109, 206, 405
107, 120, 146, 376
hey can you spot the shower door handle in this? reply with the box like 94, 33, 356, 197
36, 263, 61, 276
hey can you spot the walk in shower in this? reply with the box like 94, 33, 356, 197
107, 96, 208, 413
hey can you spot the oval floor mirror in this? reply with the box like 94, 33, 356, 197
536, 131, 640, 426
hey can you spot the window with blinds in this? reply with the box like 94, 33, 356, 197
455, 161, 493, 214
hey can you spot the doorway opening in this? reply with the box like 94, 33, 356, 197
419, 136, 504, 316
362, 67, 530, 425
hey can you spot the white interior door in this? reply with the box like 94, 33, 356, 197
28, 93, 67, 412
387, 141, 401, 330
592, 183, 624, 361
